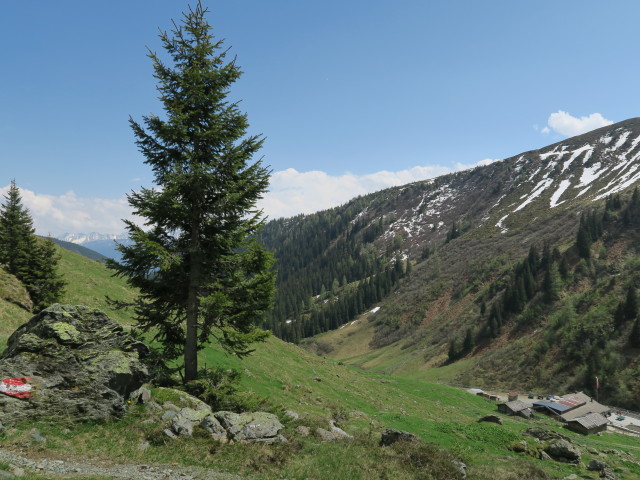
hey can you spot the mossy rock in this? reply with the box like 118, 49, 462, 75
0, 304, 149, 426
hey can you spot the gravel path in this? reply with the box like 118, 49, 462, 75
0, 448, 242, 480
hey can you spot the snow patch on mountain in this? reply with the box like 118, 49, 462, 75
550, 179, 572, 207
540, 145, 567, 161
514, 178, 553, 212
562, 145, 593, 173
594, 159, 640, 200
382, 184, 458, 239
496, 214, 509, 234
624, 134, 640, 157
611, 130, 630, 151
578, 162, 605, 188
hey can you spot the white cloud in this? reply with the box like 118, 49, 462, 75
0, 185, 138, 237
544, 110, 613, 137
1, 158, 501, 235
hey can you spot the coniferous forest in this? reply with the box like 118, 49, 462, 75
260, 195, 411, 343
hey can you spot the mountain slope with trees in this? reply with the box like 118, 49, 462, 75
261, 118, 640, 410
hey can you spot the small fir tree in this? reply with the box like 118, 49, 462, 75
576, 221, 592, 259
0, 180, 38, 282
614, 302, 626, 329
29, 237, 66, 311
632, 187, 640, 207
463, 328, 474, 353
624, 285, 638, 321
527, 244, 539, 273
447, 340, 458, 363
558, 256, 569, 280
629, 318, 640, 348
543, 262, 561, 303
0, 181, 65, 311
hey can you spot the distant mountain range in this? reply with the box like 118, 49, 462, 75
56, 232, 131, 261
47, 237, 108, 262
59, 232, 128, 244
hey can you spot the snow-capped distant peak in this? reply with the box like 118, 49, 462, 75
58, 232, 128, 245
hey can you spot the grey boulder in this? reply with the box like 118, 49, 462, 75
477, 414, 502, 425
0, 304, 149, 426
200, 415, 228, 441
171, 407, 211, 436
214, 411, 284, 443
380, 428, 419, 446
544, 439, 581, 464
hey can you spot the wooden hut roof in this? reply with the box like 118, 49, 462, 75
567, 412, 608, 430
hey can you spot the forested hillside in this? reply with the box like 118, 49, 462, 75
260, 195, 412, 341
261, 118, 640, 410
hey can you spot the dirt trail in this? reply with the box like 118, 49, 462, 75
0, 447, 242, 480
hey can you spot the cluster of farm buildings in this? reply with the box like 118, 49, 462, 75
468, 389, 640, 436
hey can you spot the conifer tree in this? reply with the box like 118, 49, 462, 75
576, 220, 592, 259
463, 328, 474, 353
629, 318, 640, 348
540, 241, 552, 271
108, 4, 275, 382
494, 303, 503, 331
522, 261, 536, 300
543, 262, 561, 303
447, 340, 458, 362
446, 222, 459, 242
29, 237, 66, 311
0, 181, 65, 311
558, 256, 569, 280
0, 180, 38, 282
488, 315, 498, 338
527, 244, 539, 274
624, 285, 638, 321
614, 302, 626, 329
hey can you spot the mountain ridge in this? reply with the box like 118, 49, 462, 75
261, 117, 640, 409
56, 233, 132, 261
59, 232, 128, 244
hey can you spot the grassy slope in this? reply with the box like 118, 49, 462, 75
313, 208, 640, 411
5, 335, 640, 479
2, 247, 640, 479
0, 244, 135, 347
57, 245, 136, 325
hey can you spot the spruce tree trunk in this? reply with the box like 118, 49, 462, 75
185, 223, 201, 382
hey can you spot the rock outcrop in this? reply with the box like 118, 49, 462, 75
544, 439, 581, 464
214, 411, 284, 443
380, 428, 419, 446
0, 304, 149, 425
477, 414, 502, 425
149, 390, 286, 444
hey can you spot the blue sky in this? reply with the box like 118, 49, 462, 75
1, 0, 639, 235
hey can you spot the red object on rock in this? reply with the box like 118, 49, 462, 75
0, 376, 32, 399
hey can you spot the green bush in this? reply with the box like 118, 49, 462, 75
182, 367, 283, 415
